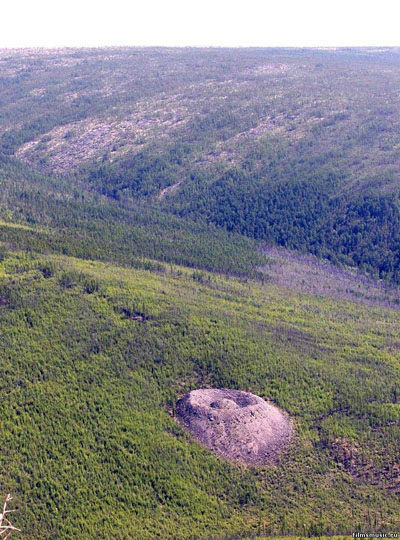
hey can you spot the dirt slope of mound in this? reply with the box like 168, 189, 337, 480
176, 388, 293, 465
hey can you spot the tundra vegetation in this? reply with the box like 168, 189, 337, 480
0, 47, 399, 538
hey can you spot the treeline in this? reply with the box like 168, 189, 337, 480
79, 131, 400, 283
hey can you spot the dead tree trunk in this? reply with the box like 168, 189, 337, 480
0, 494, 20, 539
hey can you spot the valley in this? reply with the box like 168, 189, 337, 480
0, 46, 400, 538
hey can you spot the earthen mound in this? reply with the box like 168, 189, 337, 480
176, 388, 293, 465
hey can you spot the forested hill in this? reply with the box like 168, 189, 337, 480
1, 47, 400, 281
1, 48, 400, 539
0, 155, 262, 277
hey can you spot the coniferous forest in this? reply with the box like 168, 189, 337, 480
0, 47, 400, 538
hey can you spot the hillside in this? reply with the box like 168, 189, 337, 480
1, 47, 400, 281
0, 249, 400, 538
0, 155, 262, 276
1, 47, 400, 539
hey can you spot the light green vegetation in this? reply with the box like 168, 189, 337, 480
0, 249, 399, 538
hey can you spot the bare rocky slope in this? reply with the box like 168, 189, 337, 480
176, 388, 293, 465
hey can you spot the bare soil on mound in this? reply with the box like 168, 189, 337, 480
176, 388, 293, 465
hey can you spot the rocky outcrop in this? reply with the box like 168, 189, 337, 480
176, 388, 293, 465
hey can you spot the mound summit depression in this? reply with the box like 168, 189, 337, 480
176, 388, 293, 465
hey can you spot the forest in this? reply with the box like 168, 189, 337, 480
0, 250, 400, 538
2, 47, 400, 283
0, 47, 400, 538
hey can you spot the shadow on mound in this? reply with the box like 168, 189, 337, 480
176, 388, 293, 465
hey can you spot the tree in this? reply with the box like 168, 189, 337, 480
0, 495, 20, 539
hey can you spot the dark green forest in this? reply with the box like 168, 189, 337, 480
2, 47, 400, 283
